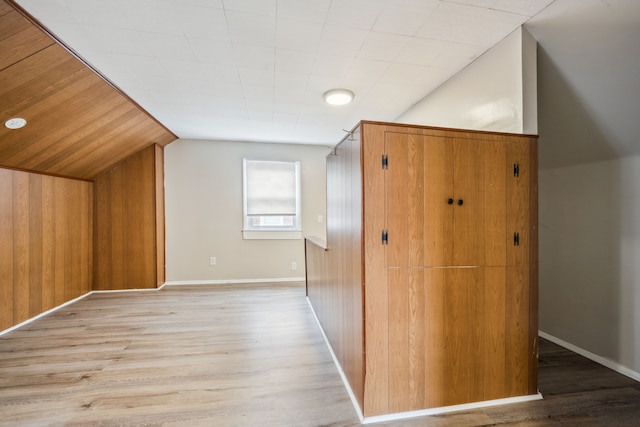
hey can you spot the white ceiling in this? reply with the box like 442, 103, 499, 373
15, 0, 555, 145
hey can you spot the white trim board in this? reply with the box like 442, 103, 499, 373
164, 277, 305, 286
0, 287, 168, 336
307, 296, 543, 424
539, 331, 640, 382
0, 293, 92, 336
362, 394, 542, 424
306, 297, 365, 423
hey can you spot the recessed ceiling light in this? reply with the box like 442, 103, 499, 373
323, 89, 354, 106
5, 118, 27, 129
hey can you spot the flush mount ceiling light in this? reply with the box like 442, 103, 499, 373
5, 117, 27, 129
323, 89, 354, 106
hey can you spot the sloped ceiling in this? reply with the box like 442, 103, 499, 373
525, 0, 640, 169
0, 0, 176, 180
6, 0, 636, 175
11, 0, 555, 146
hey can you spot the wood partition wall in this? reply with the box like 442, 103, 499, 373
305, 121, 538, 418
1, 144, 165, 332
94, 144, 165, 290
0, 168, 93, 332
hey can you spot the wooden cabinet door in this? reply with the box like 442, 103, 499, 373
451, 137, 486, 266
388, 266, 493, 411
385, 133, 487, 267
382, 131, 527, 412
385, 132, 451, 268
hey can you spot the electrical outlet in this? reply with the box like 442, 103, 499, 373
209, 257, 216, 266
291, 262, 297, 271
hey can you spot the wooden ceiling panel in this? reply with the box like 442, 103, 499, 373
0, 0, 177, 180
0, 7, 53, 71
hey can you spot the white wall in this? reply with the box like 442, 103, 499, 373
540, 156, 640, 376
164, 139, 330, 282
396, 27, 537, 134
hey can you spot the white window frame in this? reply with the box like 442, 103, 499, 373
242, 159, 302, 240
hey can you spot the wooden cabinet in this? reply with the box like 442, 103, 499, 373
305, 121, 538, 419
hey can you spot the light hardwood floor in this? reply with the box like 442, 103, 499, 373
1, 282, 639, 426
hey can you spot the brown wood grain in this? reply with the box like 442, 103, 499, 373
407, 135, 425, 268
305, 122, 538, 417
484, 266, 507, 400
424, 267, 445, 408
423, 135, 451, 267
506, 139, 531, 396
0, 168, 14, 330
388, 268, 409, 413
154, 145, 165, 286
28, 173, 42, 317
485, 141, 508, 266
468, 266, 486, 403
362, 123, 389, 416
408, 268, 426, 410
12, 171, 30, 324
0, 0, 176, 180
466, 139, 486, 266
443, 268, 470, 405
40, 175, 55, 312
93, 145, 163, 291
0, 7, 53, 71
386, 133, 409, 267
0, 167, 92, 332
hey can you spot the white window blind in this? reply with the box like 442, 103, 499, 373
245, 160, 297, 216
242, 159, 301, 239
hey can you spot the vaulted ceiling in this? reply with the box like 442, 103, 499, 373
0, 0, 176, 180
10, 0, 555, 147
3, 0, 639, 177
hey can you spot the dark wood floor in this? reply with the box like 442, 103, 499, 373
1, 282, 639, 426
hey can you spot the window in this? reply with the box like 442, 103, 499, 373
242, 159, 301, 239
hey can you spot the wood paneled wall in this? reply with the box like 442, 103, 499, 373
94, 145, 164, 290
0, 168, 92, 331
305, 125, 365, 409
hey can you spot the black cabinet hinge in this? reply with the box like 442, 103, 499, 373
514, 232, 520, 246
382, 154, 388, 169
382, 230, 389, 245
514, 163, 520, 177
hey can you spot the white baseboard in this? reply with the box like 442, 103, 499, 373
539, 330, 640, 382
91, 286, 166, 294
307, 296, 542, 424
362, 394, 542, 424
163, 277, 305, 286
1, 279, 307, 336
306, 297, 365, 423
0, 293, 92, 336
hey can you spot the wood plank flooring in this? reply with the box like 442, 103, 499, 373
1, 282, 639, 426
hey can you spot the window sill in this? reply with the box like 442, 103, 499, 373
242, 230, 302, 240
